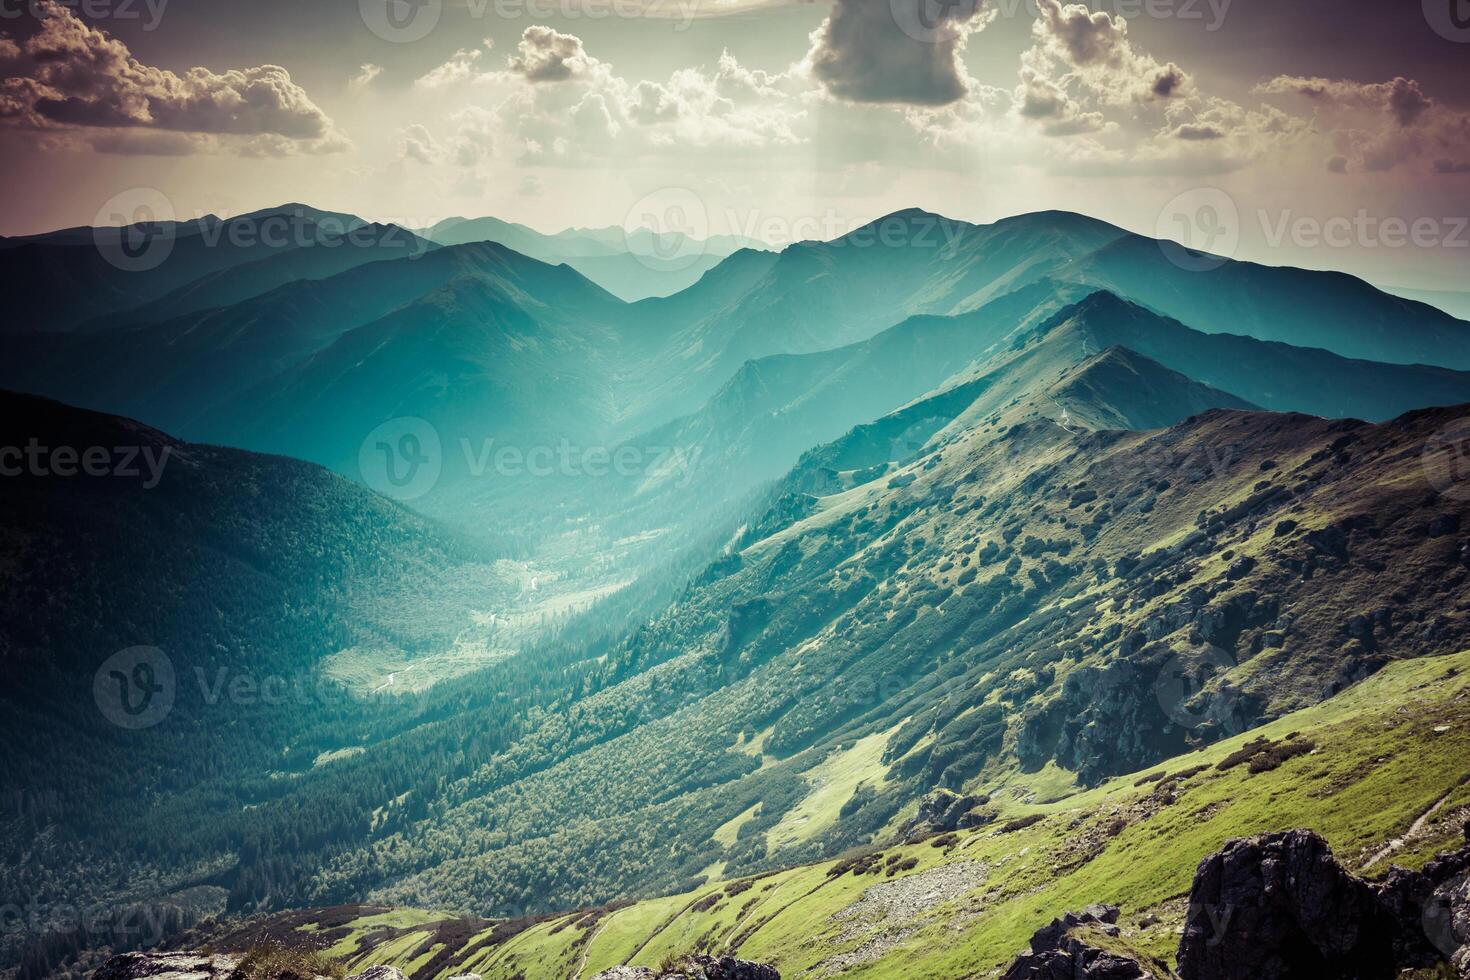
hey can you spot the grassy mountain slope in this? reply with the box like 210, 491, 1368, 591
0, 207, 377, 333
1058, 233, 1470, 368
80, 224, 437, 330
422, 217, 753, 301
203, 647, 1470, 980
614, 211, 1119, 431
198, 246, 629, 477
1057, 290, 1470, 420
0, 392, 529, 968
268, 377, 1469, 925
1, 243, 626, 452
629, 280, 1070, 507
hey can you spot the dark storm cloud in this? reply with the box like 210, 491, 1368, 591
0, 0, 343, 153
808, 0, 990, 106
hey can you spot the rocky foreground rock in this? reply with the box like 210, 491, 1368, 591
1000, 904, 1166, 979
590, 956, 778, 980
1181, 826, 1470, 979
92, 953, 242, 980
89, 954, 406, 980
1005, 825, 1470, 980
89, 826, 1470, 980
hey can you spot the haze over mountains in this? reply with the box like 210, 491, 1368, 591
4, 201, 1470, 980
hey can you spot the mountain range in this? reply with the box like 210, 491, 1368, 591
3, 202, 1470, 980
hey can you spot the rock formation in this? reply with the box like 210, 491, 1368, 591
589, 955, 779, 980
91, 953, 241, 980
1000, 905, 1169, 979
1178, 828, 1470, 979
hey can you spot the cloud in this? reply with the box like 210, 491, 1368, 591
87, 129, 207, 155
1169, 123, 1224, 141
1, 1, 344, 155
399, 124, 440, 164
1256, 75, 1433, 127
806, 0, 994, 106
351, 64, 383, 90
1256, 74, 1468, 174
1033, 0, 1129, 68
508, 27, 594, 83
1028, 0, 1191, 107
416, 45, 488, 90
410, 33, 809, 166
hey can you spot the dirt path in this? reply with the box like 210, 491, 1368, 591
576, 917, 609, 979
1362, 793, 1451, 870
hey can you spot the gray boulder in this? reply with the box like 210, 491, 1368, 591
591, 955, 778, 979
1000, 905, 1163, 979
92, 953, 241, 980
1179, 827, 1470, 980
345, 968, 408, 980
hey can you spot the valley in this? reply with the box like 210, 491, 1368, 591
4, 205, 1470, 980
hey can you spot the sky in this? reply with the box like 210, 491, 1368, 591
0, 0, 1467, 289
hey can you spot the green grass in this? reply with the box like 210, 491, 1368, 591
253, 650, 1470, 980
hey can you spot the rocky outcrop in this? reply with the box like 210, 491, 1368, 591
903, 789, 989, 838
92, 953, 241, 980
1003, 828, 1470, 980
1177, 829, 1401, 979
589, 955, 779, 980
345, 969, 408, 980
90, 954, 406, 980
1178, 828, 1470, 980
1000, 905, 1165, 979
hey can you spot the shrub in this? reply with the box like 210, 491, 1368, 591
999, 814, 1045, 834
1247, 739, 1316, 774
230, 944, 345, 980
